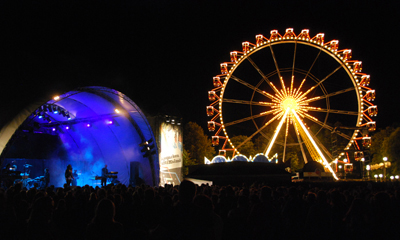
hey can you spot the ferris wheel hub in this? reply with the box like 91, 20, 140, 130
281, 97, 298, 112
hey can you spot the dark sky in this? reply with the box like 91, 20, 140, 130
1, 0, 399, 131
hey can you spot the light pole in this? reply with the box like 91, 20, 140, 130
379, 174, 383, 182
374, 174, 378, 182
361, 158, 365, 180
366, 165, 371, 181
383, 157, 388, 182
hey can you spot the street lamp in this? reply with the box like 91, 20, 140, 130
366, 165, 371, 180
379, 174, 383, 182
383, 157, 388, 182
374, 174, 378, 182
339, 165, 343, 179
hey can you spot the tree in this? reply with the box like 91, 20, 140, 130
253, 134, 268, 154
182, 148, 195, 176
369, 126, 396, 176
287, 150, 303, 172
230, 135, 257, 158
183, 122, 215, 165
382, 127, 400, 175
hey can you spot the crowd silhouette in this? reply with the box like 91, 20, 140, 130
0, 179, 399, 240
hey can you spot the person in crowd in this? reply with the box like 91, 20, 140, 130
86, 198, 124, 240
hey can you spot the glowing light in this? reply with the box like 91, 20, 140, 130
115, 109, 120, 114
53, 96, 60, 100
281, 97, 297, 111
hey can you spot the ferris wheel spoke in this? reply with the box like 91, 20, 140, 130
224, 112, 273, 127
235, 114, 281, 150
305, 108, 359, 116
304, 87, 355, 103
223, 98, 273, 106
246, 57, 281, 95
291, 41, 297, 77
306, 65, 343, 93
230, 75, 271, 98
304, 49, 322, 80
302, 115, 352, 140
269, 45, 282, 80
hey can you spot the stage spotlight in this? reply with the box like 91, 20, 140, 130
86, 123, 91, 128
115, 109, 120, 114
106, 120, 113, 125
140, 138, 156, 157
52, 128, 56, 132
66, 113, 71, 120
65, 126, 70, 130
53, 96, 60, 100
171, 119, 176, 124
165, 115, 170, 123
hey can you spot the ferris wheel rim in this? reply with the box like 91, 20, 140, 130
208, 29, 375, 165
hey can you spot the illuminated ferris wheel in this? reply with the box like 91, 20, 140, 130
206, 28, 377, 178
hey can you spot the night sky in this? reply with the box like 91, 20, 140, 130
1, 0, 399, 132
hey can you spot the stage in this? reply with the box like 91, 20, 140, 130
186, 162, 292, 186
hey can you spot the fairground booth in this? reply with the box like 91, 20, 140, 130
0, 86, 178, 188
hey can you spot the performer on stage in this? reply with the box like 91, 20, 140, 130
65, 164, 74, 186
72, 170, 79, 186
44, 168, 50, 188
101, 165, 108, 187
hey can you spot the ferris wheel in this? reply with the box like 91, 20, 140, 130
206, 28, 377, 178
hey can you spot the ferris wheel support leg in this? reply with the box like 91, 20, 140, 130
292, 110, 338, 180
265, 109, 289, 159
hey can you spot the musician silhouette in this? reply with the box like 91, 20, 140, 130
65, 164, 74, 186
44, 168, 50, 188
72, 170, 79, 186
101, 165, 108, 187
